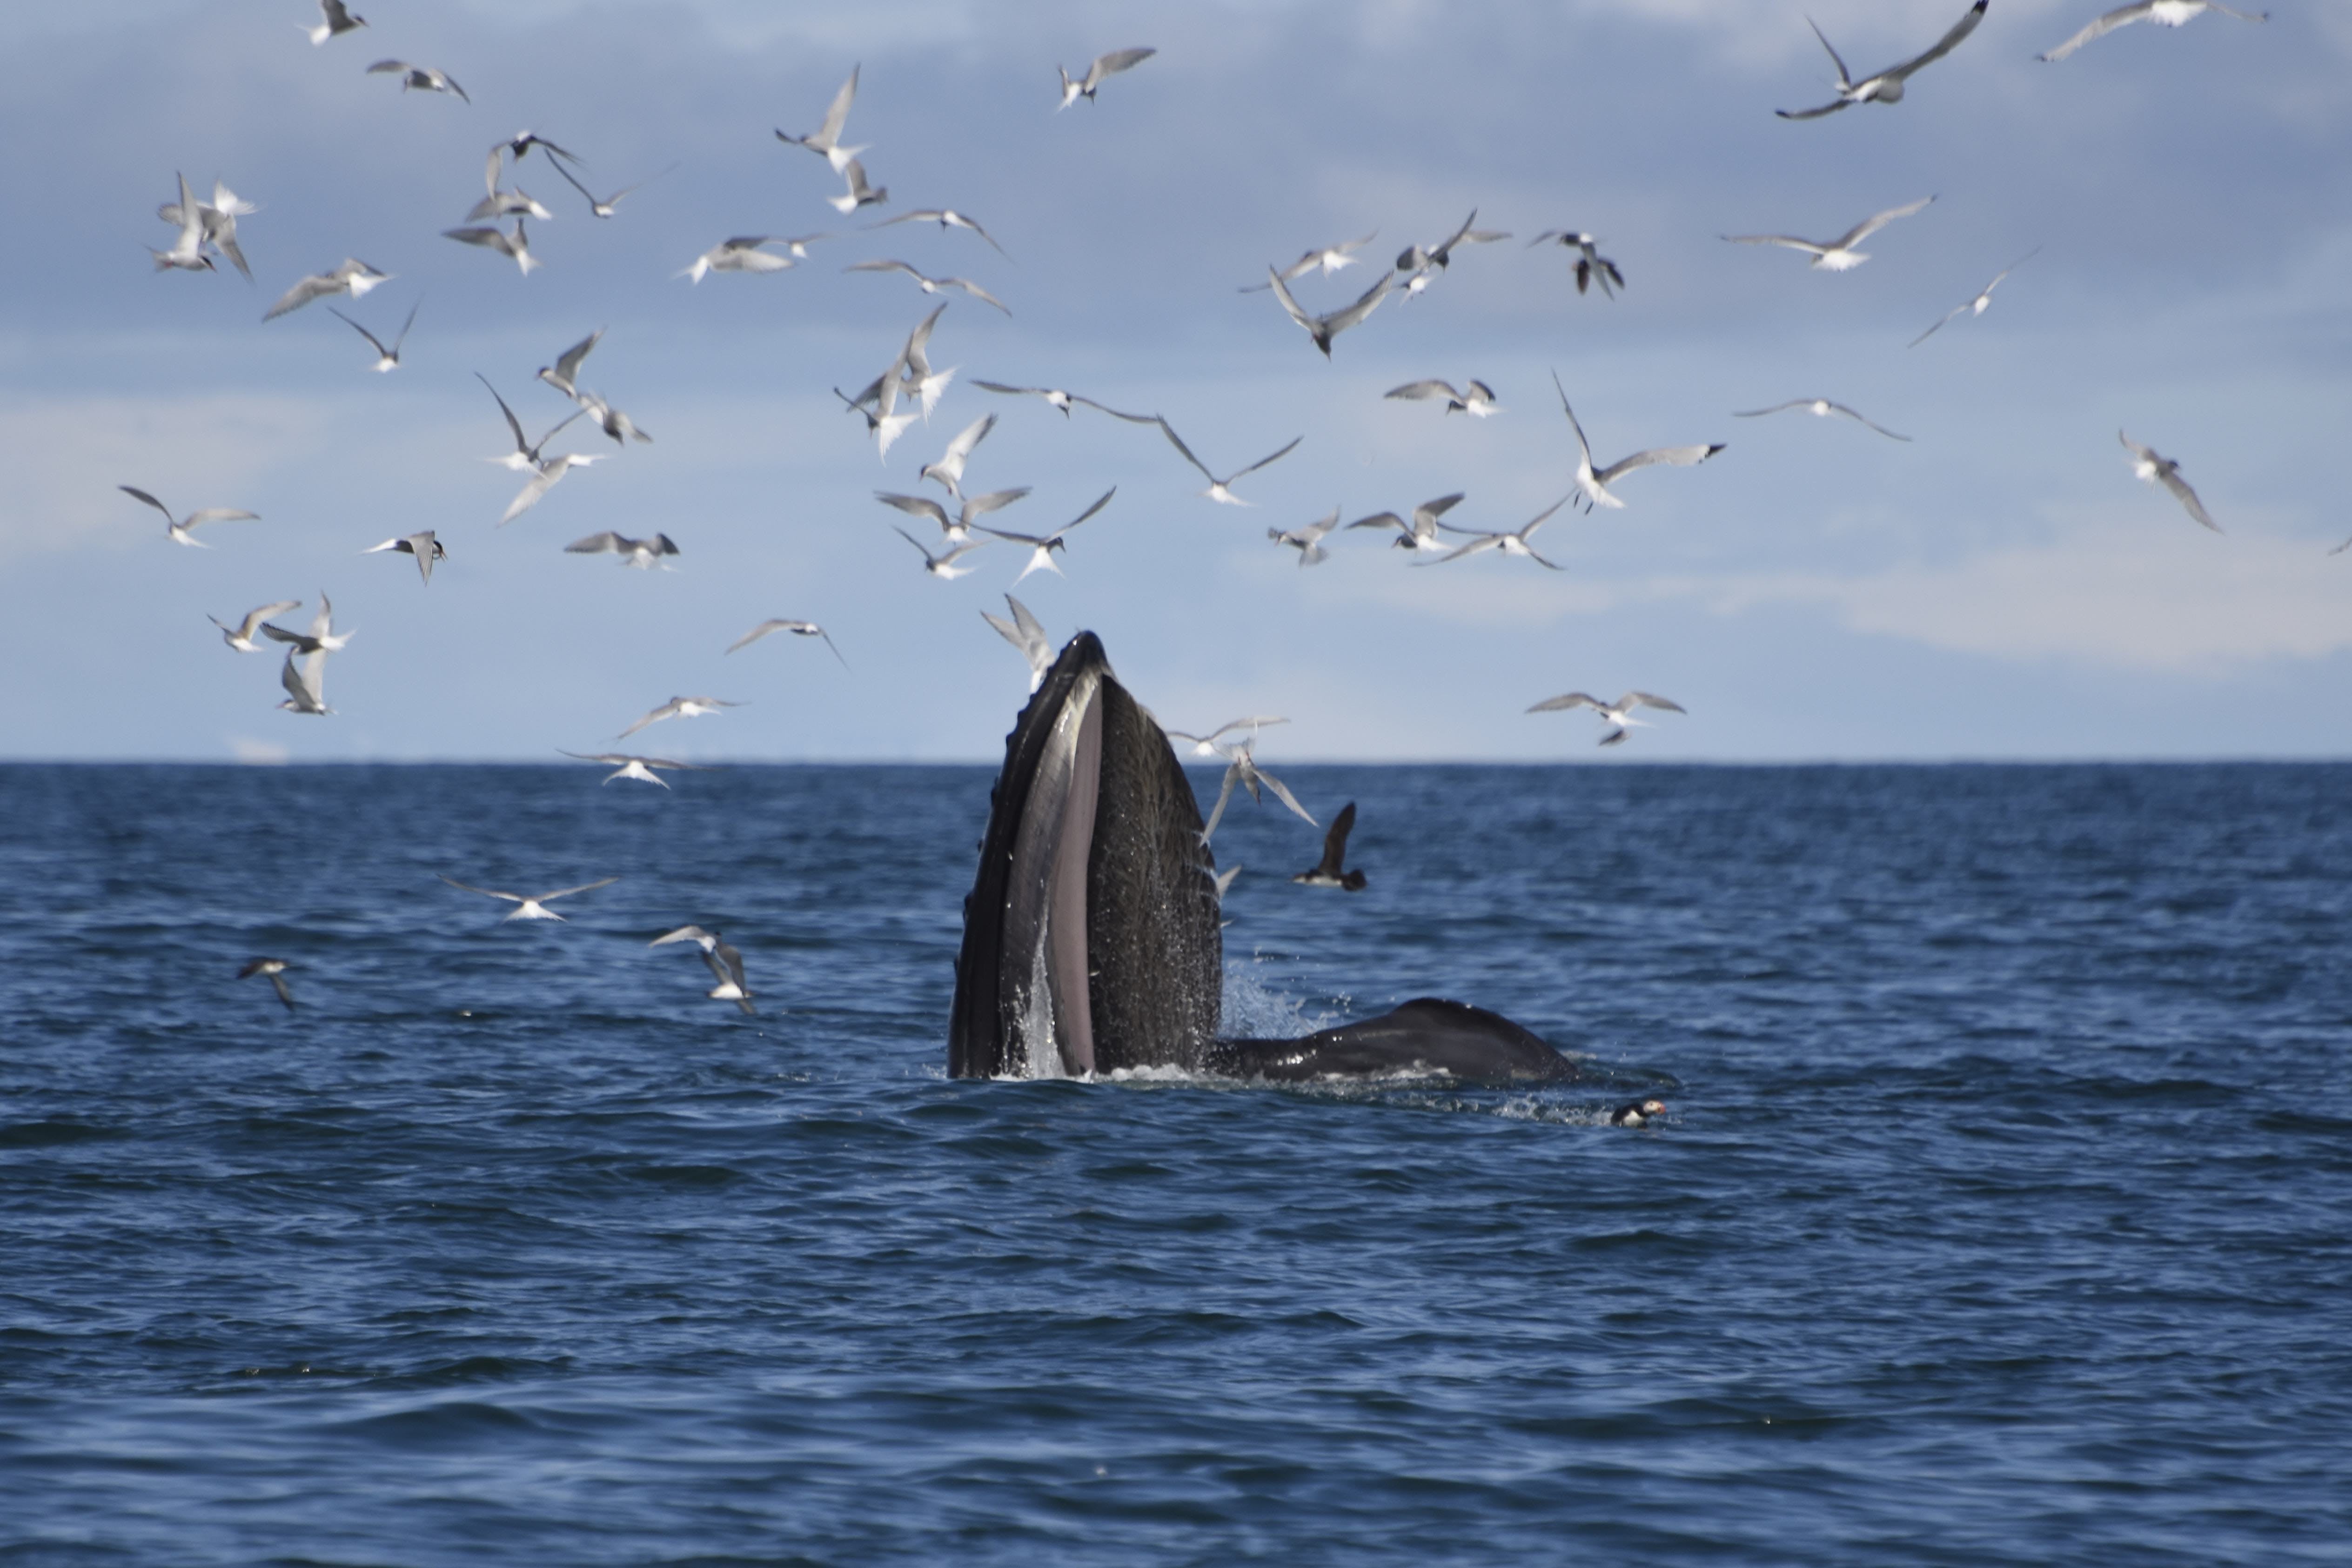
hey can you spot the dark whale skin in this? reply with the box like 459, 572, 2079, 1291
1208, 998, 1581, 1085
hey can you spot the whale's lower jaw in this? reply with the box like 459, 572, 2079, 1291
1209, 998, 1581, 1086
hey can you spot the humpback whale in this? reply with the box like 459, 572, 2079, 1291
948, 632, 1581, 1085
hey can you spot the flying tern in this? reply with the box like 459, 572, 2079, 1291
1199, 739, 1316, 844
500, 452, 603, 525
777, 66, 867, 173
277, 647, 331, 716
1154, 422, 1301, 505
1268, 507, 1341, 566
981, 594, 1052, 691
443, 218, 540, 275
726, 618, 847, 668
970, 381, 1152, 421
362, 531, 445, 584
1394, 210, 1511, 293
1416, 495, 1573, 569
1777, 0, 1988, 119
536, 328, 602, 399
649, 925, 755, 1015
328, 299, 417, 371
440, 873, 619, 923
1292, 802, 1367, 891
263, 258, 389, 320
553, 160, 670, 219
2119, 431, 2220, 532
682, 236, 796, 283
618, 696, 742, 741
2040, 1, 2266, 61
565, 531, 678, 568
920, 415, 997, 500
154, 175, 255, 277
1911, 248, 2040, 346
892, 526, 988, 580
1346, 492, 1467, 554
1385, 379, 1500, 417
1161, 717, 1288, 758
1552, 375, 1724, 510
574, 389, 651, 446
261, 593, 355, 655
465, 186, 554, 222
869, 208, 1007, 257
875, 486, 1030, 545
847, 259, 1010, 315
1528, 230, 1625, 297
1527, 690, 1687, 747
978, 488, 1115, 583
150, 174, 214, 273
1056, 47, 1156, 108
238, 957, 297, 1011
827, 159, 887, 215
120, 486, 259, 549
1239, 232, 1377, 291
299, 0, 366, 46
209, 600, 302, 653
1266, 267, 1392, 356
366, 59, 468, 101
1733, 399, 1910, 441
1723, 197, 1935, 272
479, 374, 583, 471
560, 751, 713, 788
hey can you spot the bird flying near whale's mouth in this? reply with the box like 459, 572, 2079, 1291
948, 632, 1581, 1085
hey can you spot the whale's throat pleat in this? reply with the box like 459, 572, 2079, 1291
1002, 670, 1100, 1076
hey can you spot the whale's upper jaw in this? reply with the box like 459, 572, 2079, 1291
949, 632, 1221, 1079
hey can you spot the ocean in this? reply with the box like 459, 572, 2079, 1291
2, 761, 2348, 1564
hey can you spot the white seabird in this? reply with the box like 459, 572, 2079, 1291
559, 751, 713, 788
1056, 47, 1156, 109
1527, 230, 1624, 297
1553, 374, 1724, 511
1239, 232, 1377, 292
1385, 379, 1500, 417
1345, 493, 1467, 554
2119, 430, 2220, 532
649, 925, 756, 1015
1526, 690, 1687, 747
565, 531, 678, 569
1777, 0, 1987, 119
442, 217, 540, 275
875, 486, 1030, 546
1268, 507, 1341, 566
891, 526, 988, 580
726, 619, 847, 668
439, 874, 619, 923
1154, 421, 1301, 506
1266, 268, 1392, 357
328, 299, 417, 372
920, 415, 997, 501
1733, 399, 1910, 442
263, 258, 389, 321
362, 530, 445, 585
977, 488, 1115, 584
120, 485, 259, 549
777, 66, 867, 174
682, 236, 796, 283
847, 259, 1010, 315
618, 696, 742, 741
828, 159, 888, 215
2040, 1, 2266, 62
260, 593, 355, 655
366, 60, 468, 101
210, 600, 302, 653
981, 594, 1052, 691
869, 208, 1007, 257
299, 0, 366, 46
1722, 197, 1935, 272
1415, 496, 1573, 570
1911, 249, 2040, 347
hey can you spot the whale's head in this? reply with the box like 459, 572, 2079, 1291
949, 633, 1222, 1078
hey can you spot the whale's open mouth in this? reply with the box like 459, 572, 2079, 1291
950, 633, 1221, 1079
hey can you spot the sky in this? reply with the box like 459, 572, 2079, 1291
1, 0, 2346, 763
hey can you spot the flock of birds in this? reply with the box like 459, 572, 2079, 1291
142, 2, 2286, 1034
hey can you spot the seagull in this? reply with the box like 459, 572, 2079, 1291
499, 451, 603, 525
847, 259, 1010, 315
875, 486, 1030, 545
2119, 431, 2220, 532
552, 160, 670, 219
1238, 232, 1377, 291
726, 618, 848, 668
1611, 1098, 1669, 1128
209, 600, 302, 652
649, 925, 755, 1015
1268, 507, 1341, 566
1346, 492, 1467, 554
1723, 197, 1935, 271
565, 531, 678, 568
366, 59, 468, 101
238, 957, 297, 1011
150, 174, 214, 273
327, 299, 417, 372
1292, 801, 1367, 891
827, 159, 888, 215
1266, 268, 1392, 357
682, 236, 796, 282
617, 696, 742, 741
2041, 0, 2266, 61
439, 874, 619, 923
1777, 0, 1988, 119
574, 389, 652, 446
1416, 495, 1573, 569
970, 381, 1151, 421
1056, 47, 1156, 108
892, 527, 989, 580
1910, 248, 2040, 347
261, 593, 355, 655
1528, 230, 1625, 297
536, 328, 602, 399
978, 488, 1116, 583
1394, 209, 1512, 293
263, 258, 389, 320
120, 486, 259, 549
1733, 399, 1910, 442
443, 218, 540, 275
1162, 716, 1289, 757
1385, 379, 1500, 417
1526, 690, 1687, 747
479, 373, 583, 471
920, 415, 997, 500
1553, 375, 1724, 511
777, 65, 866, 173
276, 646, 331, 716
362, 531, 446, 584
1154, 421, 1301, 505
559, 750, 714, 787
1199, 739, 1316, 844
299, 0, 366, 46
869, 208, 1007, 257
981, 594, 1052, 690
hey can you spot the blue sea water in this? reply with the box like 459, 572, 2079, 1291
2, 761, 2349, 1565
